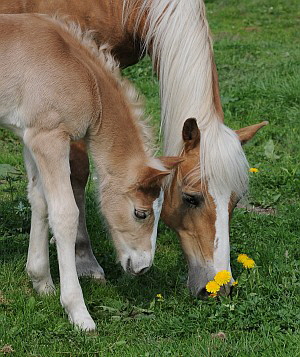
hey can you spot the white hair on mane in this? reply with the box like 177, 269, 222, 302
123, 0, 249, 196
42, 14, 154, 156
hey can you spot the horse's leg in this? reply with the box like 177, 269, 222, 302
69, 141, 105, 281
25, 129, 95, 331
24, 147, 55, 295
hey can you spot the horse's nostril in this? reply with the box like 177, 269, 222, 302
219, 284, 231, 297
198, 287, 209, 299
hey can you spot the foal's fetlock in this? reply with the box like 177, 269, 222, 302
27, 266, 55, 294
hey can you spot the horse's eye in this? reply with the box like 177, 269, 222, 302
134, 209, 149, 220
182, 193, 202, 208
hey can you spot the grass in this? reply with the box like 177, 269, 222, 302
1, 0, 299, 355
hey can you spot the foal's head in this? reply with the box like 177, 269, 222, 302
100, 156, 181, 276
162, 118, 268, 296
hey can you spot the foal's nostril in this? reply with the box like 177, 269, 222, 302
136, 266, 149, 275
126, 258, 131, 273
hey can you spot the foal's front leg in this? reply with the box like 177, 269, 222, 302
25, 129, 95, 331
70, 141, 105, 281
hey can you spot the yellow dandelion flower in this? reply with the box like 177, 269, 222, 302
206, 281, 221, 294
243, 258, 255, 269
214, 270, 231, 286
232, 280, 238, 286
249, 167, 259, 173
237, 254, 249, 264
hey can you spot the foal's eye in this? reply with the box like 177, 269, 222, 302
134, 209, 149, 220
182, 193, 203, 208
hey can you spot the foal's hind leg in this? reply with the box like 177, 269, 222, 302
70, 141, 105, 281
25, 129, 95, 331
24, 147, 55, 294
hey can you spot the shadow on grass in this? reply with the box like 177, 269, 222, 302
1, 186, 188, 311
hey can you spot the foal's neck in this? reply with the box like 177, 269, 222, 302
89, 71, 149, 180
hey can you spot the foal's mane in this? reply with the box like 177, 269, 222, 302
43, 14, 154, 155
123, 0, 249, 196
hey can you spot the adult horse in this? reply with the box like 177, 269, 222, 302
0, 0, 267, 296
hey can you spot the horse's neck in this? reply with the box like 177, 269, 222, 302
124, 0, 224, 154
211, 58, 224, 122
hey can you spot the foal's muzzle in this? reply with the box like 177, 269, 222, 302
125, 257, 151, 275
120, 250, 153, 276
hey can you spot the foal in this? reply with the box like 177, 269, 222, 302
0, 14, 180, 330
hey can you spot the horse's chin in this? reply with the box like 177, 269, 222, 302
186, 262, 213, 297
187, 263, 231, 298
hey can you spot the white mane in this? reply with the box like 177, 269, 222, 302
124, 0, 249, 196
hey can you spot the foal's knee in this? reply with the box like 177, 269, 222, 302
27, 177, 47, 218
48, 203, 79, 241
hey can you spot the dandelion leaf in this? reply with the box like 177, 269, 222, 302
0, 164, 21, 178
264, 139, 280, 160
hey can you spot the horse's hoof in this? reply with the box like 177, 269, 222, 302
76, 256, 106, 282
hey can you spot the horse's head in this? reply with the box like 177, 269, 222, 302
100, 157, 181, 276
162, 118, 268, 297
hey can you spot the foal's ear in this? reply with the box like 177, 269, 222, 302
235, 121, 268, 145
137, 166, 170, 188
182, 118, 200, 151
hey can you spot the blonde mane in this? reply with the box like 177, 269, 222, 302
44, 14, 154, 155
123, 0, 249, 196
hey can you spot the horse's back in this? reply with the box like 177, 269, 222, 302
0, 14, 71, 57
0, 0, 141, 67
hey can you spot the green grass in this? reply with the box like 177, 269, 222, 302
1, 0, 299, 355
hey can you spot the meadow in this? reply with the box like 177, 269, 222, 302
0, 0, 299, 355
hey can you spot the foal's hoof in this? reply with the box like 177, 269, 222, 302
70, 312, 96, 331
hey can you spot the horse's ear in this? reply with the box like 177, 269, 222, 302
235, 121, 268, 145
182, 118, 200, 151
158, 156, 184, 170
137, 166, 170, 188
